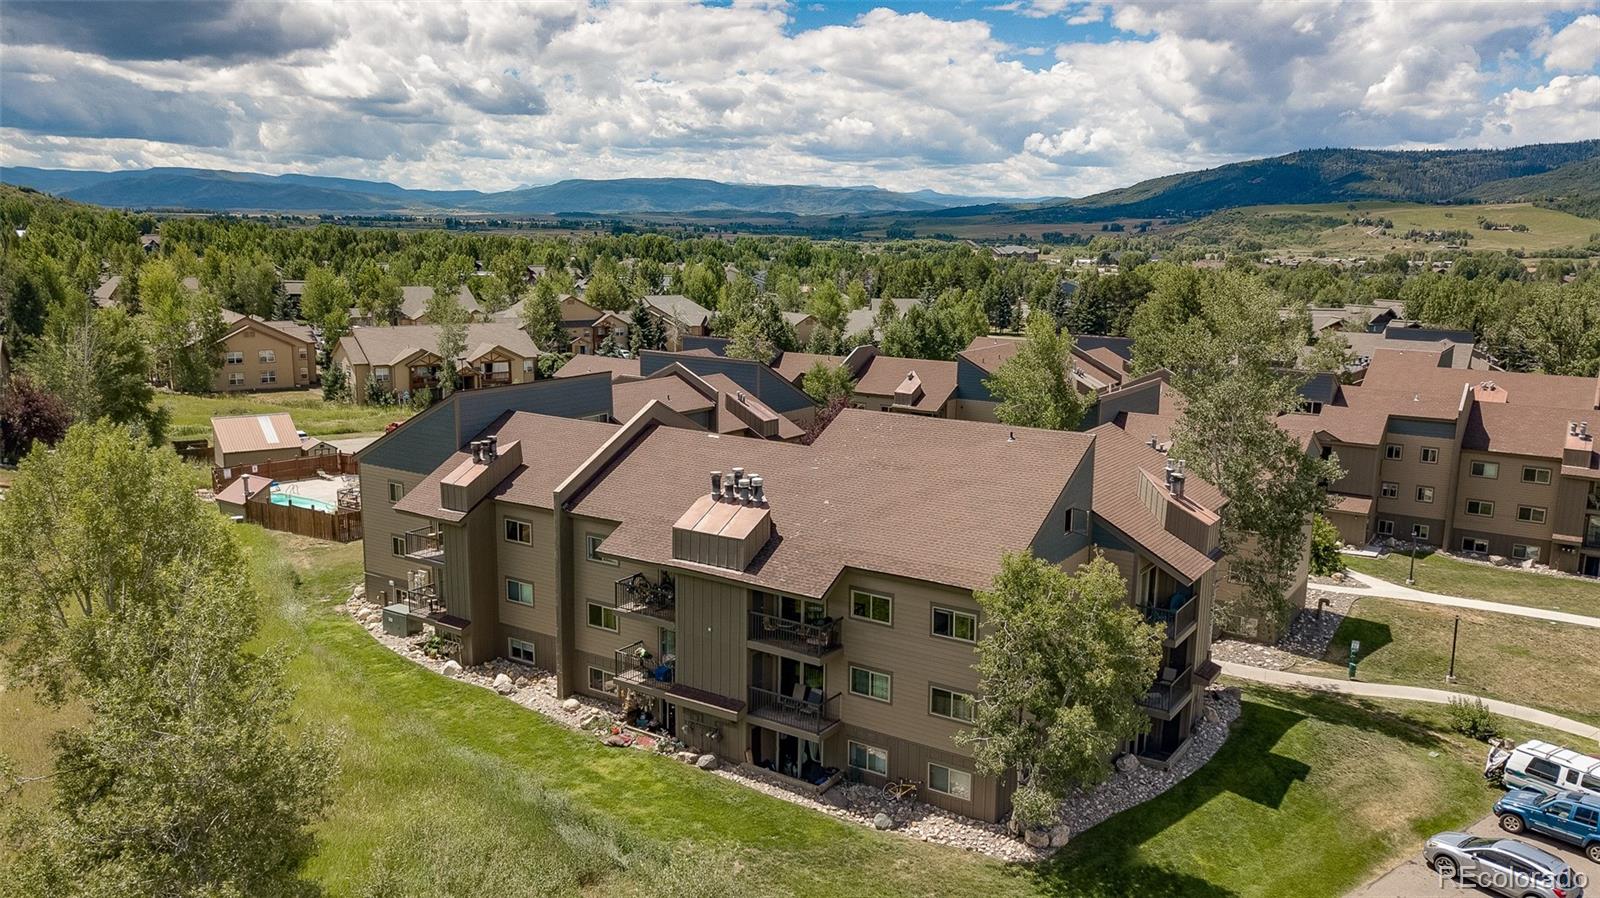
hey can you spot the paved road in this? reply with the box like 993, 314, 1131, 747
1348, 812, 1599, 897
1220, 663, 1600, 745
325, 433, 382, 454
1320, 571, 1600, 629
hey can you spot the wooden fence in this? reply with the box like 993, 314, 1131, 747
214, 452, 359, 492
244, 491, 363, 543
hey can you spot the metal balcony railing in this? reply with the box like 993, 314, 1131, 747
747, 686, 840, 736
747, 610, 842, 656
402, 527, 445, 564
1142, 592, 1198, 642
1142, 666, 1194, 714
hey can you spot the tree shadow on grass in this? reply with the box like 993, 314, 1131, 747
1322, 618, 1394, 665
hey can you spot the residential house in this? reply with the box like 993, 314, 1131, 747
214, 311, 317, 392
611, 363, 805, 441
782, 311, 818, 346
951, 334, 1136, 422
641, 295, 713, 350
991, 245, 1039, 262
333, 322, 542, 403
635, 350, 818, 431
852, 352, 959, 417
358, 394, 1226, 822
397, 284, 490, 325
842, 297, 918, 340
1327, 324, 1495, 374
92, 275, 124, 308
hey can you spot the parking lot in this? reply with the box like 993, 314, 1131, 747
1350, 812, 1598, 897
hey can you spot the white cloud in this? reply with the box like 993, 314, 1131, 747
1544, 14, 1600, 71
1, 0, 1596, 197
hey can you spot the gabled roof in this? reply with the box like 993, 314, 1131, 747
568, 410, 1094, 597
211, 412, 300, 455
611, 372, 717, 420
642, 294, 712, 328
854, 354, 958, 413
1088, 423, 1223, 584
399, 284, 483, 321
843, 296, 917, 338
338, 322, 540, 369
555, 354, 642, 381
771, 351, 844, 386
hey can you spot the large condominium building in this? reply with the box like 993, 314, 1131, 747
356, 376, 1228, 822
1284, 347, 1600, 575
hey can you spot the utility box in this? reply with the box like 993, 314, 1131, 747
383, 603, 421, 638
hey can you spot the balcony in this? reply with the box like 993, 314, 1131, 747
1141, 666, 1194, 720
1143, 591, 1198, 645
402, 526, 445, 564
396, 583, 444, 616
611, 640, 676, 693
614, 572, 675, 623
747, 610, 842, 657
747, 685, 841, 738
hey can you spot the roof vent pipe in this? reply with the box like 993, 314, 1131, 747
736, 476, 751, 505
1148, 435, 1158, 449
711, 470, 723, 499
731, 466, 744, 485
485, 435, 498, 460
1585, 421, 1591, 438
751, 476, 765, 505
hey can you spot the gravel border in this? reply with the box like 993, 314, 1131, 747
1213, 587, 1357, 670
340, 587, 1241, 861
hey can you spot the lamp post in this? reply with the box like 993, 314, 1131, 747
1406, 537, 1418, 585
1446, 615, 1460, 684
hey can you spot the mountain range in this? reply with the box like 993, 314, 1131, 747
3, 139, 1597, 222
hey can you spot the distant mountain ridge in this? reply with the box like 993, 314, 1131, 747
3, 139, 1597, 221
0, 167, 1008, 216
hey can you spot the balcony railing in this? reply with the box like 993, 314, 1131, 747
747, 685, 840, 736
611, 640, 675, 691
747, 610, 842, 656
396, 583, 444, 616
1142, 592, 1198, 643
402, 527, 445, 564
1142, 666, 1194, 715
614, 573, 675, 622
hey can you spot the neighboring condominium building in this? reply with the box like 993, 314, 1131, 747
355, 376, 1228, 822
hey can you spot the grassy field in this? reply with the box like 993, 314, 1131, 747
3, 527, 1575, 897
160, 389, 409, 442
1291, 596, 1600, 727
1343, 550, 1600, 616
1180, 201, 1597, 255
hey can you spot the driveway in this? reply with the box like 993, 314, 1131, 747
1348, 812, 1599, 897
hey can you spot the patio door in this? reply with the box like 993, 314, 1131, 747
778, 657, 823, 701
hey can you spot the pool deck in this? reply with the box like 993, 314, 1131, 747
271, 475, 356, 511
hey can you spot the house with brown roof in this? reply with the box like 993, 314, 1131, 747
213, 310, 317, 392
332, 322, 542, 403
354, 383, 1227, 823
396, 284, 490, 325
950, 334, 1136, 422
554, 354, 643, 381
641, 295, 713, 350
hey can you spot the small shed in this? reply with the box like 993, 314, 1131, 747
211, 413, 303, 468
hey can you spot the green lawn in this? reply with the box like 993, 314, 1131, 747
160, 389, 409, 442
1343, 549, 1600, 616
2, 527, 1566, 896
1184, 201, 1598, 255
1291, 596, 1600, 727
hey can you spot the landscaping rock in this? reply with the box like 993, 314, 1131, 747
675, 751, 698, 764
561, 698, 581, 712
493, 673, 514, 694
1049, 824, 1071, 848
1114, 753, 1139, 774
695, 753, 719, 771
441, 660, 462, 677
873, 813, 894, 831
603, 735, 629, 748
1024, 828, 1050, 849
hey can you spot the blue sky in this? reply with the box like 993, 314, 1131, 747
2, 1, 1597, 197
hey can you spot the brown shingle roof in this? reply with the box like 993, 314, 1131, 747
611, 374, 716, 421
855, 355, 957, 413
556, 355, 641, 381
340, 323, 539, 368
569, 410, 1093, 597
1087, 423, 1222, 583
772, 351, 844, 386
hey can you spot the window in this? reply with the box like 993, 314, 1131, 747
927, 763, 972, 800
1412, 523, 1430, 540
1415, 486, 1434, 504
1577, 807, 1600, 827
1461, 537, 1488, 554
850, 589, 892, 625
1420, 446, 1439, 464
1376, 520, 1394, 536
932, 607, 978, 642
508, 638, 535, 664
1517, 505, 1547, 524
299, 367, 308, 380
523, 358, 536, 372
1380, 482, 1399, 499
1064, 507, 1083, 533
849, 666, 891, 702
1465, 499, 1494, 517
588, 666, 616, 693
1469, 460, 1499, 478
585, 533, 617, 565
1512, 544, 1539, 561
505, 518, 532, 545
374, 365, 391, 382
297, 347, 308, 358
260, 370, 277, 384
1385, 444, 1403, 460
388, 481, 405, 502
505, 578, 533, 606
225, 351, 243, 365
1522, 466, 1552, 485
258, 349, 276, 364
391, 535, 406, 557
1525, 757, 1561, 785
587, 602, 618, 632
848, 741, 889, 777
227, 372, 245, 386
930, 686, 976, 723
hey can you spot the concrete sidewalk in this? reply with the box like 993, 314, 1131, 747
1220, 662, 1600, 745
1318, 571, 1600, 629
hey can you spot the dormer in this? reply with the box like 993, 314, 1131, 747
1563, 420, 1594, 468
439, 436, 522, 513
671, 468, 773, 571
893, 371, 924, 407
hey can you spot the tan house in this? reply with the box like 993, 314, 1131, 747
397, 284, 490, 325
213, 311, 317, 392
356, 388, 1231, 824
210, 412, 305, 468
641, 295, 713, 350
333, 322, 542, 403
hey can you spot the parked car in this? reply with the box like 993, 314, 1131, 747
1423, 833, 1584, 898
1487, 740, 1600, 800
1495, 788, 1600, 864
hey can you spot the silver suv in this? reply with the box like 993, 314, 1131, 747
1424, 833, 1584, 898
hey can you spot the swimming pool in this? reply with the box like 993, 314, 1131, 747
270, 492, 337, 513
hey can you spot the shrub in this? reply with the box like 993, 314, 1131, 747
1310, 514, 1344, 577
1446, 696, 1500, 741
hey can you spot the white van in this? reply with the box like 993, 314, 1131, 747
1502, 740, 1600, 799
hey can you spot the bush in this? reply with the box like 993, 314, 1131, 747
1446, 696, 1500, 741
1310, 514, 1344, 577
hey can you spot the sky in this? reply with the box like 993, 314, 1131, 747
1, 0, 1598, 199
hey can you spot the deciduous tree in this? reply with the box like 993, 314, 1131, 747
0, 374, 72, 463
800, 360, 855, 405
427, 287, 468, 398
984, 311, 1086, 431
24, 297, 166, 443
